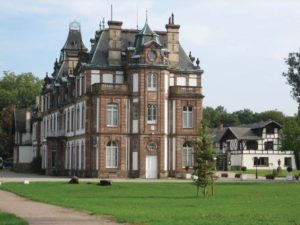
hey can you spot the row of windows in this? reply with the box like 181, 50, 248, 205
105, 141, 194, 169
107, 103, 194, 128
253, 157, 292, 167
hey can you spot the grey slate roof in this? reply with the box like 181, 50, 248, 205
62, 29, 87, 51
242, 120, 282, 129
213, 120, 282, 142
89, 23, 196, 70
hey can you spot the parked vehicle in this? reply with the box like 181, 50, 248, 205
4, 158, 13, 169
0, 157, 3, 169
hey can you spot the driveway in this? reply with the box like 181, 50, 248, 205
0, 190, 131, 225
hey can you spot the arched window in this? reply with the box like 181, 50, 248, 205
183, 106, 193, 128
183, 143, 194, 167
106, 141, 118, 168
147, 73, 157, 90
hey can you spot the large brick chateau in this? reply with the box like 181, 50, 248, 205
36, 15, 204, 178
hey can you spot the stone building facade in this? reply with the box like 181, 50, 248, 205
37, 15, 203, 178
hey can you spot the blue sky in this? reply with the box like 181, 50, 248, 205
0, 0, 299, 116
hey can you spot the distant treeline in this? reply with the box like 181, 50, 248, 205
203, 106, 287, 128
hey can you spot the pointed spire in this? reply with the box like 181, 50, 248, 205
146, 10, 148, 23
171, 13, 174, 24
102, 18, 105, 29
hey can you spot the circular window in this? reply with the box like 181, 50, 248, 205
147, 142, 157, 151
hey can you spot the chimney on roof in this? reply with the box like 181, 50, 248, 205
108, 20, 123, 65
165, 13, 180, 67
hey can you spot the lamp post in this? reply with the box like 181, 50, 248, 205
254, 157, 258, 179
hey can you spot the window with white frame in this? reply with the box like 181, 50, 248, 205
183, 143, 194, 167
76, 107, 80, 130
107, 104, 118, 127
106, 141, 118, 168
183, 106, 193, 128
81, 104, 85, 129
147, 104, 157, 123
81, 142, 85, 170
147, 73, 157, 90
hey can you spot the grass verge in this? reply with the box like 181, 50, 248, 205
1, 182, 300, 225
0, 212, 29, 225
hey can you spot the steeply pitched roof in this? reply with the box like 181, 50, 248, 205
62, 21, 87, 51
89, 27, 195, 70
242, 120, 282, 129
213, 120, 282, 142
133, 22, 161, 54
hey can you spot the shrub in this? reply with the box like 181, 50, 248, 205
68, 176, 79, 184
241, 166, 247, 172
272, 169, 278, 177
266, 174, 275, 180
235, 173, 241, 178
221, 173, 228, 178
31, 155, 42, 174
287, 166, 293, 173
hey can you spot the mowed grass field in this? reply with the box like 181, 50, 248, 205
0, 212, 28, 225
1, 182, 300, 225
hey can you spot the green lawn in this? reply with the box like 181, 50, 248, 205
0, 212, 28, 225
1, 182, 300, 225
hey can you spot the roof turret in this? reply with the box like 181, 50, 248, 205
133, 21, 161, 54
61, 21, 88, 52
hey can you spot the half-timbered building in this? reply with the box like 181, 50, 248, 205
214, 120, 296, 170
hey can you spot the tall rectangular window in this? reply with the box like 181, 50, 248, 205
106, 141, 118, 168
107, 104, 118, 127
81, 104, 85, 129
183, 106, 193, 128
147, 73, 157, 90
183, 143, 193, 167
147, 104, 157, 123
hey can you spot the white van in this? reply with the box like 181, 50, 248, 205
0, 157, 3, 169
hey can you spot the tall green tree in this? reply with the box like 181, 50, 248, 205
282, 117, 300, 169
0, 71, 43, 110
0, 71, 43, 158
193, 125, 216, 197
283, 52, 300, 112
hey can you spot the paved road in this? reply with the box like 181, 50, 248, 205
0, 190, 131, 225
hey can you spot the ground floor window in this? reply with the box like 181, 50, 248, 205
183, 143, 194, 167
106, 141, 118, 168
51, 150, 56, 168
254, 157, 269, 166
284, 157, 292, 167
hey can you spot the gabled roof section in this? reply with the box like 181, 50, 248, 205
133, 21, 161, 55
242, 120, 282, 129
228, 127, 261, 140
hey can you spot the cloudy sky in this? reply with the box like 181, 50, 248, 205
0, 0, 299, 115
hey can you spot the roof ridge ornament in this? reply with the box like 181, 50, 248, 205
69, 21, 81, 31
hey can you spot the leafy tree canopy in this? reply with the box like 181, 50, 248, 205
283, 52, 300, 107
203, 106, 286, 128
0, 71, 43, 110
